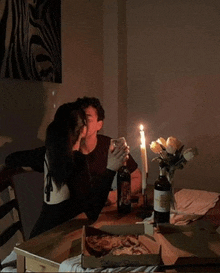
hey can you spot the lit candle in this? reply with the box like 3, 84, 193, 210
140, 125, 148, 194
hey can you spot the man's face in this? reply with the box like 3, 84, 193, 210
85, 106, 103, 138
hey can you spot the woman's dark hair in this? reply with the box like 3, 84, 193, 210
45, 103, 86, 190
54, 102, 77, 122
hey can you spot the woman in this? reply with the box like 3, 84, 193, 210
3, 102, 129, 238
31, 103, 129, 238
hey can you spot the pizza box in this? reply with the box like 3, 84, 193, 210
154, 220, 220, 266
81, 224, 161, 268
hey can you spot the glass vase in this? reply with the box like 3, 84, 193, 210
166, 170, 176, 211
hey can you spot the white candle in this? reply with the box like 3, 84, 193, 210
140, 125, 148, 194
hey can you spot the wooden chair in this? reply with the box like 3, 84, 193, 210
0, 165, 25, 271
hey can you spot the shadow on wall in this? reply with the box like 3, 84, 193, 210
0, 78, 46, 239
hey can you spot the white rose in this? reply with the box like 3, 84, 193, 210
156, 137, 166, 148
166, 136, 182, 154
150, 141, 163, 154
183, 147, 198, 161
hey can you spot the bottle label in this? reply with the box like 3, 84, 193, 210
119, 181, 131, 206
154, 189, 171, 212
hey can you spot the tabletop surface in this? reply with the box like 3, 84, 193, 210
14, 189, 150, 266
14, 185, 220, 268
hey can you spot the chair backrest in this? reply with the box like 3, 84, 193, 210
0, 165, 25, 259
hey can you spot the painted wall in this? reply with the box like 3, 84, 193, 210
103, 0, 119, 139
126, 0, 220, 192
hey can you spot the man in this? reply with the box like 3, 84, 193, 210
76, 97, 142, 203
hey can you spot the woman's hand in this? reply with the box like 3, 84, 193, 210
106, 142, 129, 172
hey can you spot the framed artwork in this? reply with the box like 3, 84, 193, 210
0, 0, 62, 83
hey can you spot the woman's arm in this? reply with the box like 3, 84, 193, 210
5, 146, 46, 173
0, 164, 30, 183
0, 147, 46, 188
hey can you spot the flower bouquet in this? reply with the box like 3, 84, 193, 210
150, 136, 198, 209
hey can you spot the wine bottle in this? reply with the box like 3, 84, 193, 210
117, 164, 131, 214
154, 167, 171, 225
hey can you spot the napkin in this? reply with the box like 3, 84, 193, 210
142, 189, 219, 226
170, 189, 219, 225
0, 250, 17, 272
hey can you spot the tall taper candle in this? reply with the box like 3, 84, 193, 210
140, 125, 148, 194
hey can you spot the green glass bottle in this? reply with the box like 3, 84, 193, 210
117, 164, 131, 214
154, 167, 171, 224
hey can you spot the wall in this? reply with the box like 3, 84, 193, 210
61, 0, 103, 107
126, 0, 220, 192
103, 0, 118, 138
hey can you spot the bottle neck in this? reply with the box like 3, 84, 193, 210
159, 167, 167, 177
118, 164, 130, 174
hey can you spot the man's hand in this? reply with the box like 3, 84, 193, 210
106, 143, 129, 172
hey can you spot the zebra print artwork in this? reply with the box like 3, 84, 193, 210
0, 0, 61, 83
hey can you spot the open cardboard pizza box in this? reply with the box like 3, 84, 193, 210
81, 224, 161, 268
154, 220, 220, 266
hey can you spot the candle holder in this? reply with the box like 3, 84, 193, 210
139, 189, 153, 219
137, 184, 154, 220
142, 188, 148, 209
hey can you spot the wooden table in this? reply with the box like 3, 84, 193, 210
14, 193, 147, 272
14, 186, 220, 273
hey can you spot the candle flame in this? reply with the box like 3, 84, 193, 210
140, 124, 144, 131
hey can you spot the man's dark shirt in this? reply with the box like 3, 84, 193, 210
86, 135, 138, 179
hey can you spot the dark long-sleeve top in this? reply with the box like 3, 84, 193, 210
5, 147, 116, 238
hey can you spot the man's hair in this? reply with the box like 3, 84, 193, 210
76, 97, 105, 121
